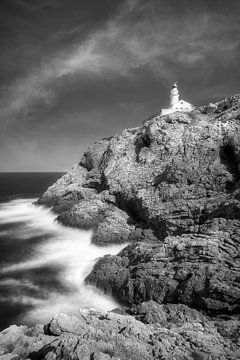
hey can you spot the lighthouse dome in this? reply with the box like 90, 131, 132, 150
171, 82, 178, 94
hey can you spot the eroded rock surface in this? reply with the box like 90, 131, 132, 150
87, 227, 240, 314
30, 95, 240, 357
39, 95, 240, 245
0, 307, 239, 360
38, 95, 240, 314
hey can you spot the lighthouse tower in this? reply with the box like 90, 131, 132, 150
170, 82, 179, 107
161, 82, 194, 116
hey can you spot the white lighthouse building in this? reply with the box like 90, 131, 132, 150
161, 82, 194, 115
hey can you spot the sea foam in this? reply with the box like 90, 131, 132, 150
0, 199, 126, 324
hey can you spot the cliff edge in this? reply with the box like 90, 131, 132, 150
1, 94, 240, 359
38, 94, 240, 315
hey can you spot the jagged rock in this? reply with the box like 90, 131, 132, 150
39, 95, 240, 246
128, 301, 207, 325
38, 164, 88, 211
37, 94, 240, 314
57, 193, 135, 244
0, 355, 20, 360
0, 324, 54, 359
30, 95, 240, 357
86, 224, 240, 314
0, 308, 239, 359
201, 102, 218, 114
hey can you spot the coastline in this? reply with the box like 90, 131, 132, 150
1, 95, 240, 359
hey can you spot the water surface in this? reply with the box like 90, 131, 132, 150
0, 173, 125, 330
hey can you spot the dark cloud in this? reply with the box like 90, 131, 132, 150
0, 0, 239, 171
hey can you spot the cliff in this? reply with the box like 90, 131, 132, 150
39, 94, 240, 246
1, 94, 240, 359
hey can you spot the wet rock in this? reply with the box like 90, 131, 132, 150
58, 194, 135, 245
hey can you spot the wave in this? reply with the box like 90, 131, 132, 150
0, 199, 127, 325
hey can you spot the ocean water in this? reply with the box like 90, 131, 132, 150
0, 173, 126, 331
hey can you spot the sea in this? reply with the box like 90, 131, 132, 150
0, 173, 126, 331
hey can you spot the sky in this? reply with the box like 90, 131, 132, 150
0, 0, 239, 171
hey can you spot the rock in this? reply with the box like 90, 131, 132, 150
199, 94, 240, 115
128, 301, 207, 325
28, 94, 240, 357
0, 355, 20, 360
86, 226, 240, 314
58, 193, 135, 244
38, 164, 88, 211
0, 308, 239, 359
0, 324, 54, 359
201, 102, 218, 114
39, 95, 240, 246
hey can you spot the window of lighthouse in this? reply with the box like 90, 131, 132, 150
173, 100, 193, 112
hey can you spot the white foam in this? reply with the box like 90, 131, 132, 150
0, 278, 40, 291
0, 199, 127, 324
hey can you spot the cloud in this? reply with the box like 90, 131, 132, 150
0, 0, 239, 131
0, 0, 139, 129
8, 0, 58, 11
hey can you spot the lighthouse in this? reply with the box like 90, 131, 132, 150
170, 82, 179, 107
161, 83, 194, 115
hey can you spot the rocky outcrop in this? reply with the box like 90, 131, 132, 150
58, 194, 136, 245
39, 95, 240, 245
86, 224, 240, 314
30, 94, 240, 357
38, 95, 240, 312
0, 306, 239, 360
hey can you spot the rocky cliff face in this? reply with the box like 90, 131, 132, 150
39, 95, 240, 244
38, 95, 240, 314
1, 95, 240, 359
